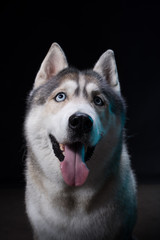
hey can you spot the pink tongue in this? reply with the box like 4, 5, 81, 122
60, 143, 89, 186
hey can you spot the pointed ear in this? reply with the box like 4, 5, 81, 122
34, 43, 68, 88
93, 50, 120, 94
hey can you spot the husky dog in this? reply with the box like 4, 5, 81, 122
24, 43, 137, 240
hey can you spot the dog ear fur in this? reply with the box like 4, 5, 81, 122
34, 43, 68, 88
93, 50, 121, 94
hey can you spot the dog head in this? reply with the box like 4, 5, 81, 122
25, 43, 125, 187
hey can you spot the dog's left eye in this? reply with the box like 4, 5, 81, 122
55, 92, 66, 102
94, 96, 104, 106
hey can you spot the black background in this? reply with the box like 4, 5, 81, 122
1, 1, 160, 186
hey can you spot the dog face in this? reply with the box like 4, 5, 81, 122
25, 43, 125, 187
42, 72, 109, 145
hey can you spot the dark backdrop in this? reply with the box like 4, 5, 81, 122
1, 1, 160, 186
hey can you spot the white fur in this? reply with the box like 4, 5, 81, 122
25, 43, 137, 240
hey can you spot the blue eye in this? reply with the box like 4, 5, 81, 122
55, 92, 66, 102
94, 96, 104, 106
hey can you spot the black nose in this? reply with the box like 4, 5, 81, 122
69, 112, 93, 133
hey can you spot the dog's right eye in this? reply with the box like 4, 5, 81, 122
93, 96, 104, 106
55, 92, 66, 102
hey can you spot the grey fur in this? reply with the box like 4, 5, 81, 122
24, 43, 137, 240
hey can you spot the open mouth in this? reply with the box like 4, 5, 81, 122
49, 134, 95, 186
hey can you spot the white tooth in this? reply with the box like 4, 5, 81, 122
59, 144, 65, 152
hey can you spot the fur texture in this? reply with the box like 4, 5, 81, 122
24, 43, 137, 240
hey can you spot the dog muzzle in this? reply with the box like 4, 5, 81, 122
49, 112, 96, 187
